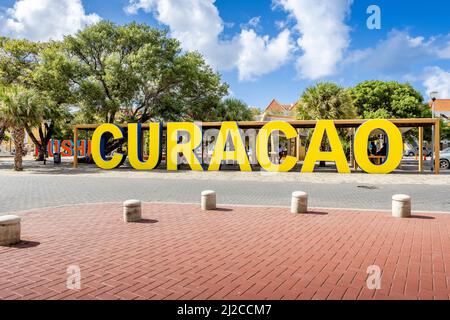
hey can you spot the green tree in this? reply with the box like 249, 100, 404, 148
351, 81, 434, 144
30, 42, 73, 160
0, 36, 39, 87
64, 21, 228, 124
350, 80, 429, 119
361, 108, 391, 119
0, 85, 42, 171
297, 82, 357, 120
0, 38, 73, 160
213, 98, 253, 121
249, 107, 261, 118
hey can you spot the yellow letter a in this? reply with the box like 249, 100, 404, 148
167, 122, 203, 171
208, 122, 251, 172
301, 120, 350, 173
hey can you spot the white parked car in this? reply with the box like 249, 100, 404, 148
440, 147, 450, 170
404, 146, 432, 157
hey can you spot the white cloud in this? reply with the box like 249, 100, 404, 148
0, 0, 100, 41
240, 16, 261, 30
125, 0, 153, 14
275, 0, 353, 80
345, 30, 435, 74
275, 20, 289, 30
238, 29, 292, 81
127, 0, 233, 68
125, 0, 293, 81
437, 39, 450, 59
423, 66, 450, 99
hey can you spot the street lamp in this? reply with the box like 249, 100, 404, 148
429, 91, 439, 172
430, 91, 439, 118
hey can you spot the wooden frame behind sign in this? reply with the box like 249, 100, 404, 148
73, 118, 440, 174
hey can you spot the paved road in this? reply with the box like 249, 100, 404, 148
1, 174, 449, 213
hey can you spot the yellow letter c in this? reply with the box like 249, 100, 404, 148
256, 121, 298, 172
92, 124, 125, 170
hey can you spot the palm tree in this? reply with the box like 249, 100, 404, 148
297, 82, 357, 167
0, 85, 41, 171
297, 82, 357, 120
215, 98, 253, 121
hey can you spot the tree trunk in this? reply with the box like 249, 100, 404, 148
0, 126, 6, 145
37, 125, 51, 161
37, 145, 46, 161
12, 127, 25, 171
25, 125, 52, 162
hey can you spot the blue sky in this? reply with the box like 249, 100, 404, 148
1, 0, 450, 109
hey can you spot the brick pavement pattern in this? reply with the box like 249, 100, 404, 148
0, 203, 449, 300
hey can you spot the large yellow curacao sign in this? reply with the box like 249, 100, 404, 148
91, 119, 404, 174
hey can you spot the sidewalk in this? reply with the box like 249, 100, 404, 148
1, 203, 449, 300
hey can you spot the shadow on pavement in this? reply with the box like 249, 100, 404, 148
305, 211, 329, 216
410, 215, 436, 220
135, 219, 159, 224
7, 240, 41, 249
214, 208, 234, 212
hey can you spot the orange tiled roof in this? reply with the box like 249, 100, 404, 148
429, 99, 450, 112
264, 99, 295, 113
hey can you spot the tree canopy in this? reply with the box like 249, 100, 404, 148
0, 38, 72, 159
213, 98, 253, 121
0, 36, 39, 87
0, 85, 42, 129
64, 21, 229, 124
350, 80, 430, 119
297, 82, 357, 120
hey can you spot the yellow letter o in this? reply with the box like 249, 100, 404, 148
354, 120, 403, 174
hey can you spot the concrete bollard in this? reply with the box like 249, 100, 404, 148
123, 200, 142, 222
392, 194, 411, 218
291, 191, 308, 214
201, 190, 217, 211
0, 215, 21, 246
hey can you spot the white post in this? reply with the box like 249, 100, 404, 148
123, 200, 142, 222
291, 191, 308, 214
0, 215, 21, 246
201, 190, 217, 211
392, 194, 411, 218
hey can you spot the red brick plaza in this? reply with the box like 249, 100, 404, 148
0, 202, 449, 300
